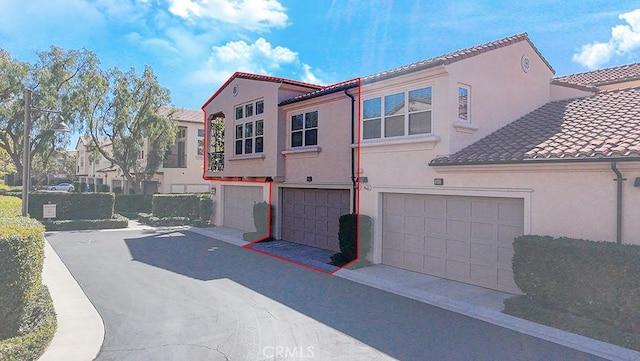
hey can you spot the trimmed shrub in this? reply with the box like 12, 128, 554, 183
115, 194, 153, 214
199, 197, 213, 224
152, 194, 211, 221
42, 214, 129, 231
0, 217, 45, 340
138, 213, 190, 227
0, 196, 21, 218
0, 284, 56, 361
243, 201, 271, 242
512, 235, 640, 333
28, 192, 114, 220
331, 213, 372, 266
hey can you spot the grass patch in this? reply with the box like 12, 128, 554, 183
504, 295, 640, 351
0, 285, 57, 361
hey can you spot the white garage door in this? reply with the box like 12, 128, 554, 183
223, 185, 263, 232
282, 188, 351, 252
382, 194, 523, 293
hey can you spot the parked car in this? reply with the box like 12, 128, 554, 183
49, 183, 74, 192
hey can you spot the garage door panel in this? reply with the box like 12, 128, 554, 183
405, 234, 425, 250
383, 193, 523, 293
425, 237, 445, 254
223, 185, 263, 232
425, 218, 445, 233
471, 201, 498, 220
447, 219, 470, 237
470, 243, 496, 263
281, 188, 350, 252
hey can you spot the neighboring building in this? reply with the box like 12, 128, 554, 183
203, 33, 640, 294
76, 107, 210, 194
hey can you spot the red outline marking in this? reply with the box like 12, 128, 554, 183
200, 77, 364, 275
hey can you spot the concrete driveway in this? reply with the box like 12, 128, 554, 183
46, 228, 606, 361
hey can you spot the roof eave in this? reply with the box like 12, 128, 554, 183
429, 156, 640, 167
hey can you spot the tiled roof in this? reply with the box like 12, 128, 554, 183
362, 33, 554, 84
279, 79, 360, 106
159, 106, 202, 123
202, 72, 322, 109
553, 63, 640, 88
430, 86, 640, 166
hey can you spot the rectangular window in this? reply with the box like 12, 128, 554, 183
363, 86, 432, 139
291, 111, 318, 147
197, 128, 204, 155
245, 103, 254, 117
235, 106, 243, 120
256, 100, 264, 115
234, 121, 263, 155
458, 86, 469, 121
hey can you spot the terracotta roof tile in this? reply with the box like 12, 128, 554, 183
553, 63, 640, 88
362, 33, 554, 84
430, 86, 640, 166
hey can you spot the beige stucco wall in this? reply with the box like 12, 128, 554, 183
444, 40, 555, 155
280, 92, 354, 187
203, 78, 317, 179
358, 161, 640, 264
158, 118, 210, 193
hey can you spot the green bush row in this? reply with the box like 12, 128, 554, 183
42, 214, 129, 231
512, 235, 640, 334
0, 217, 46, 340
0, 196, 21, 218
152, 194, 212, 222
115, 194, 153, 214
138, 213, 190, 227
28, 192, 114, 220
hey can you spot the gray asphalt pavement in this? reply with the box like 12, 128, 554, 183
47, 228, 607, 361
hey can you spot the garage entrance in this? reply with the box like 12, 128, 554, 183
222, 185, 263, 232
382, 193, 523, 293
281, 188, 350, 252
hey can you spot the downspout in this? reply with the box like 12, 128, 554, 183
610, 161, 624, 245
345, 89, 357, 212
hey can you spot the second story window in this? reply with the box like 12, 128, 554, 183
291, 111, 318, 147
363, 86, 432, 140
197, 128, 204, 156
235, 120, 264, 155
458, 85, 470, 122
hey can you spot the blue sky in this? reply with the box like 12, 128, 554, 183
1, 0, 639, 111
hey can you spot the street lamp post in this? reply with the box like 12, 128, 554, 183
21, 89, 70, 217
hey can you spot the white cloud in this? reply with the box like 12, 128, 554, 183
188, 37, 325, 89
573, 9, 640, 68
168, 0, 288, 31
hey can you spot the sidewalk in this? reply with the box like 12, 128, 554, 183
40, 225, 640, 361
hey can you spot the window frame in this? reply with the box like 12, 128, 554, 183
234, 119, 264, 155
457, 84, 470, 122
362, 86, 433, 140
290, 110, 318, 148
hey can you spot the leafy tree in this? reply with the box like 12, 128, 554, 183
0, 47, 100, 185
0, 148, 16, 179
82, 66, 176, 194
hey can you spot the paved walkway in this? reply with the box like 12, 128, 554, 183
39, 224, 640, 361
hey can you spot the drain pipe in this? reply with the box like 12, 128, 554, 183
610, 161, 624, 245
345, 89, 357, 212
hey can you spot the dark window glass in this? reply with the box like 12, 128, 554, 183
235, 140, 242, 155
255, 137, 263, 153
245, 139, 253, 154
256, 100, 264, 114
291, 131, 303, 147
235, 106, 243, 120
305, 129, 317, 146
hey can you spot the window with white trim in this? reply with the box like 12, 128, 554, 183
458, 85, 470, 122
363, 86, 432, 140
197, 128, 204, 156
235, 120, 264, 155
291, 111, 318, 147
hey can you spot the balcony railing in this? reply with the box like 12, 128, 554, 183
208, 152, 224, 172
163, 154, 187, 168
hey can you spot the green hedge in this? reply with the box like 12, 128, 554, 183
152, 194, 211, 221
138, 213, 190, 227
28, 192, 114, 220
42, 214, 129, 231
0, 217, 45, 340
115, 194, 153, 214
0, 284, 56, 361
0, 196, 21, 218
512, 235, 640, 333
